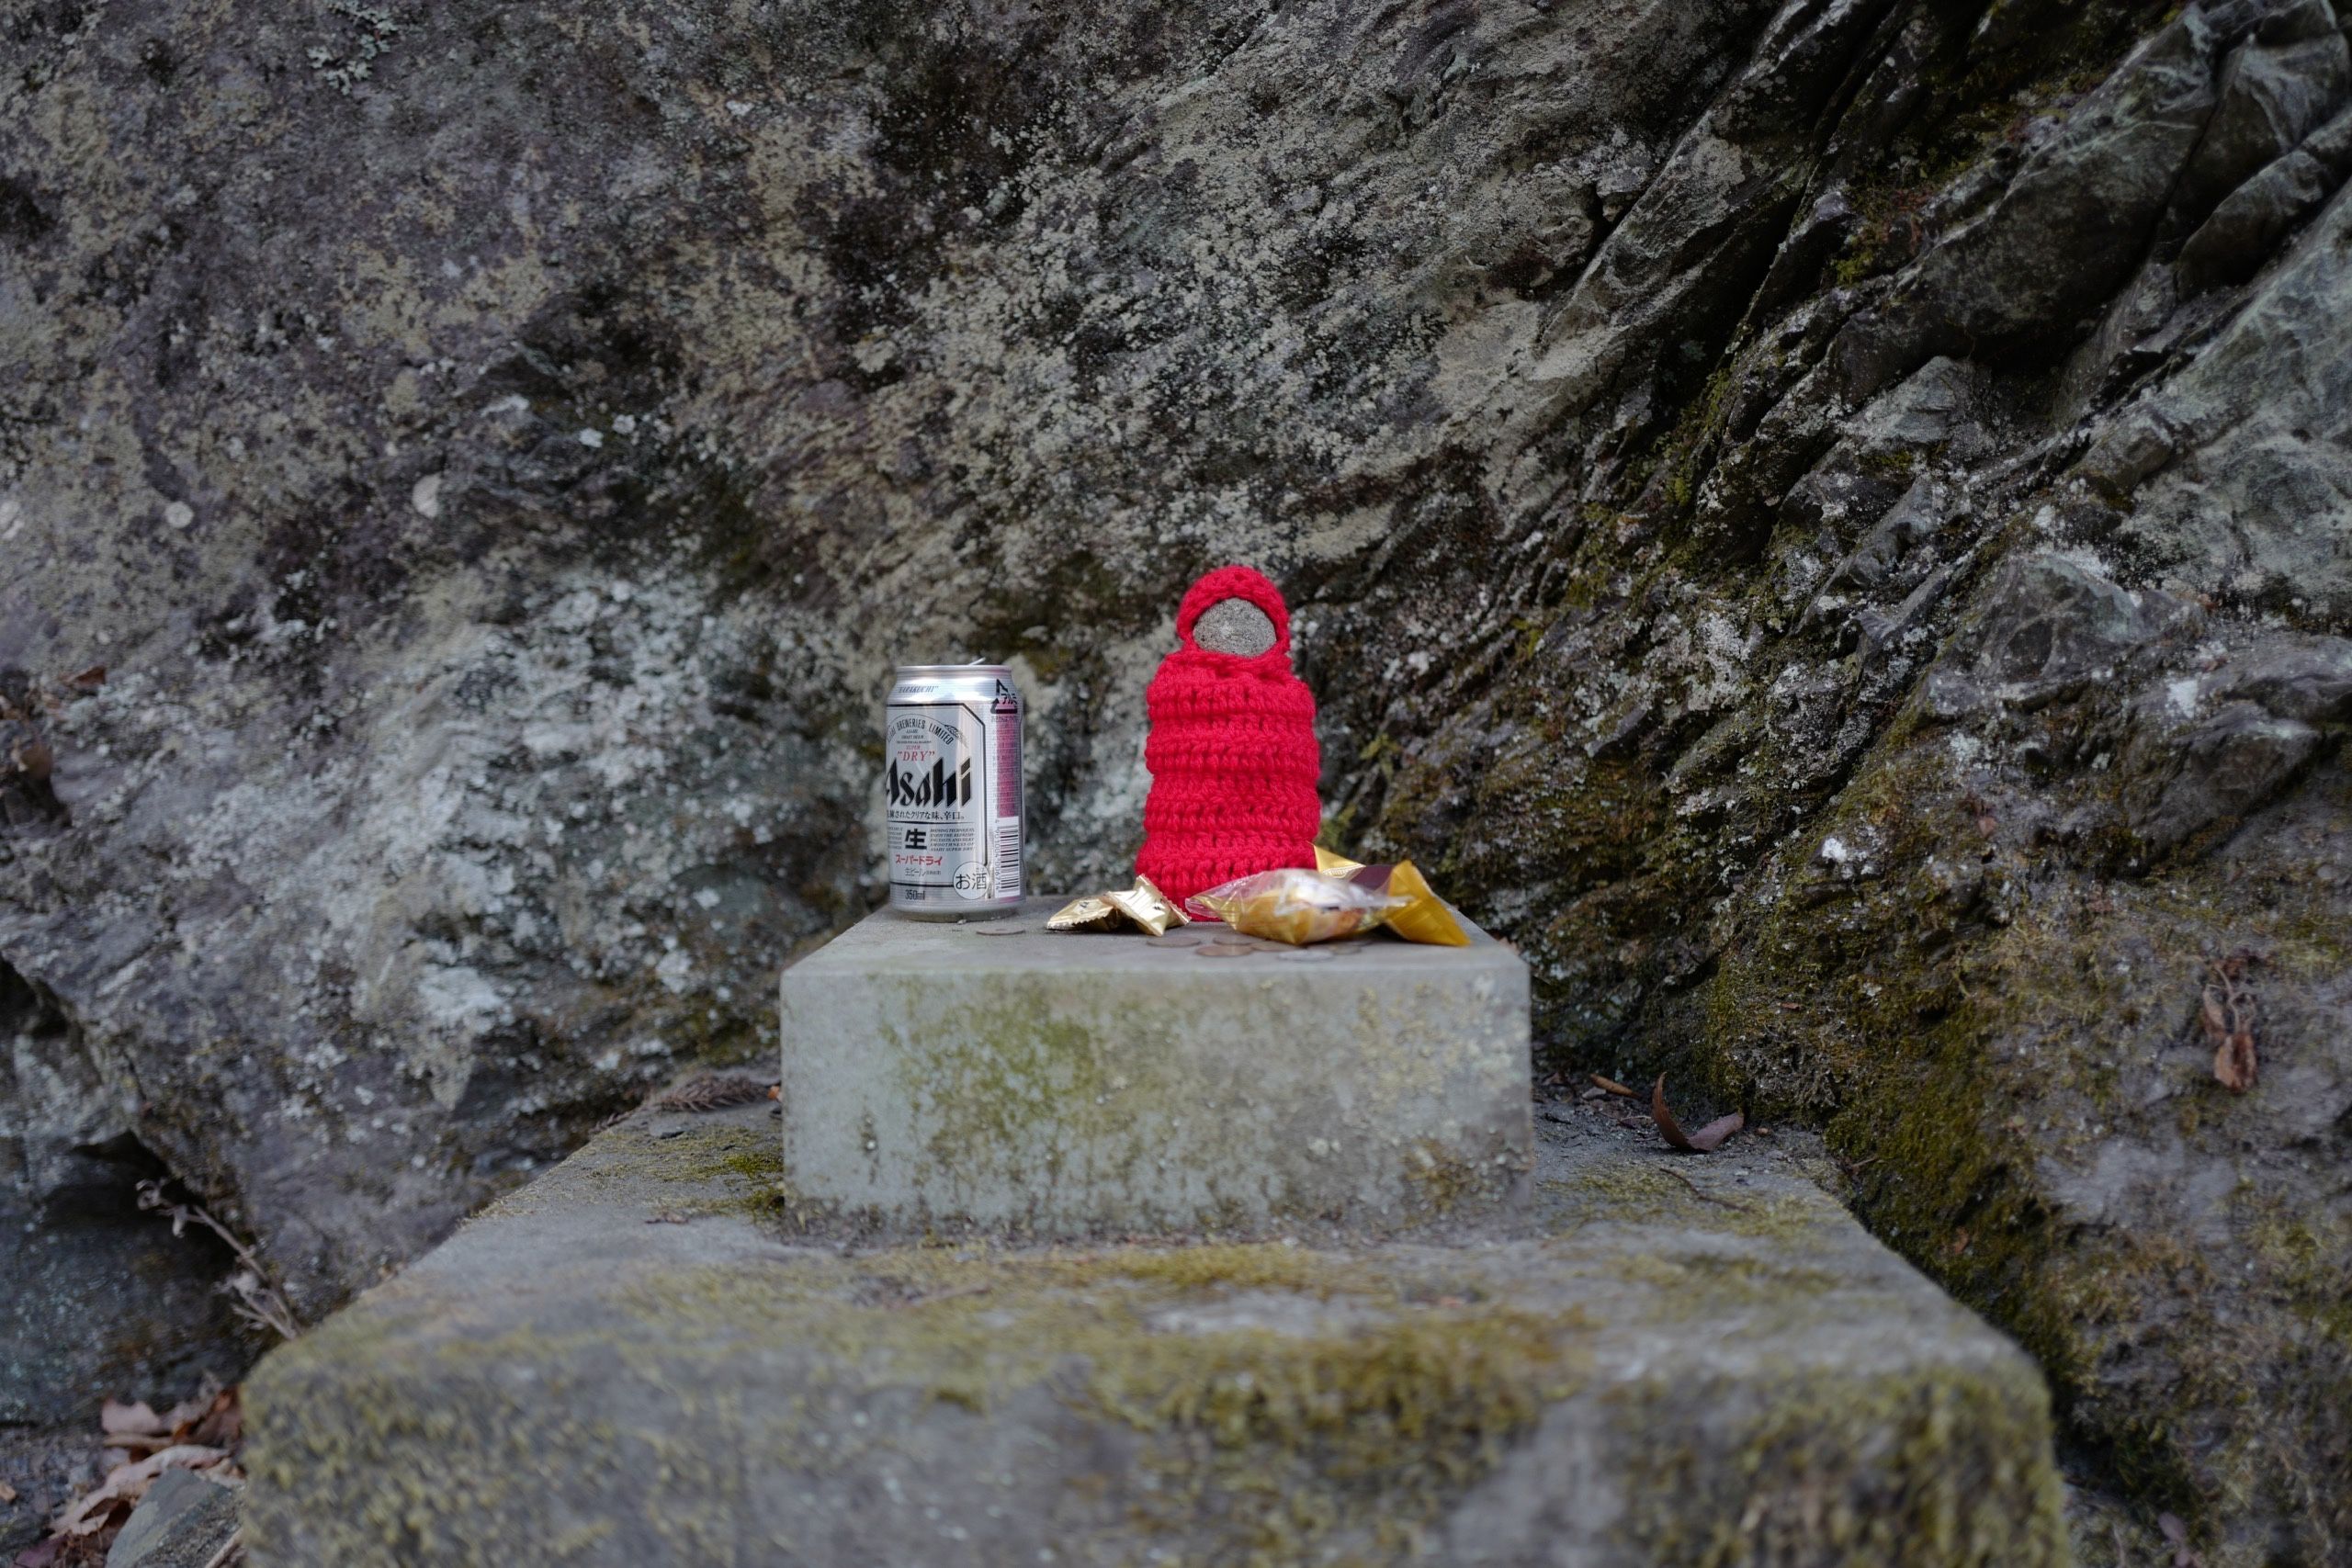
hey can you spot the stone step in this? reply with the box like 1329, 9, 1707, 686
240, 1098, 2066, 1566
775, 899, 1532, 1235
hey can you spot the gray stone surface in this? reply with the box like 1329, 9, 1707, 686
776, 901, 1530, 1234
0, 1427, 99, 1560
2087, 177, 2352, 626
1192, 598, 1278, 658
106, 1467, 240, 1568
242, 1098, 2064, 1567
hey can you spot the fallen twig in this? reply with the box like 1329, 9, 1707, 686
2199, 952, 2260, 1093
135, 1182, 300, 1340
1658, 1167, 1756, 1213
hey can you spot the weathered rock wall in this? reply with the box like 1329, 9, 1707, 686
4, 0, 2347, 1558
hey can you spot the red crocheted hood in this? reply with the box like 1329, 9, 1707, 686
1169, 564, 1294, 667
1136, 565, 1322, 906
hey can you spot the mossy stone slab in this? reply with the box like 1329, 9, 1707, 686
242, 1101, 2066, 1566
775, 899, 1532, 1233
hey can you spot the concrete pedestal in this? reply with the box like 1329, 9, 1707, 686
241, 1101, 2066, 1567
240, 908, 2064, 1566
775, 899, 1532, 1234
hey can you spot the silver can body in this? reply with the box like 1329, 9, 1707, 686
885, 665, 1024, 918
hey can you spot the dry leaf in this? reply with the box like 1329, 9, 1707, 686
160, 1393, 213, 1432
1651, 1077, 1744, 1153
1684, 1111, 1746, 1151
63, 666, 107, 690
2198, 953, 2260, 1094
53, 1447, 226, 1536
651, 1075, 771, 1112
1589, 1074, 1635, 1098
187, 1388, 243, 1451
2212, 1031, 2256, 1093
100, 1400, 167, 1439
100, 1393, 214, 1453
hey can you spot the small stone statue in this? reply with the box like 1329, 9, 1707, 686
1135, 566, 1322, 906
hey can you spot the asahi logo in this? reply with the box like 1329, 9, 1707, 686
887, 754, 973, 807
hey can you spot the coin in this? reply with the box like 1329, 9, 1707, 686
1275, 946, 1335, 962
970, 923, 1031, 936
1195, 944, 1261, 958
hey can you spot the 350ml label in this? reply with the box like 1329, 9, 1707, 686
886, 703, 1020, 900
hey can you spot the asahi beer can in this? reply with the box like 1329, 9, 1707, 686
885, 664, 1023, 918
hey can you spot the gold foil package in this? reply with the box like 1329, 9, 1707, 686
1047, 874, 1192, 936
1045, 896, 1123, 933
1105, 875, 1189, 935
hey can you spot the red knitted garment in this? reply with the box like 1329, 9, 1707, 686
1135, 566, 1322, 907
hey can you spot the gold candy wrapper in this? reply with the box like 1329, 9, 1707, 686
1046, 896, 1123, 933
1187, 868, 1407, 946
1105, 875, 1189, 935
1314, 848, 1473, 946
1047, 874, 1192, 936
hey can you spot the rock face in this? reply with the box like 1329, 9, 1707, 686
3, 0, 2347, 1557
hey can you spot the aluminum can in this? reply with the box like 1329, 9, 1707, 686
885, 664, 1023, 918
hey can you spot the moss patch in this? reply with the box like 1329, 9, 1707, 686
1613, 1364, 2065, 1566
616, 1249, 1589, 1559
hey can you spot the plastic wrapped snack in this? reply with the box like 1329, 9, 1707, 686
1313, 848, 1472, 946
1187, 867, 1408, 945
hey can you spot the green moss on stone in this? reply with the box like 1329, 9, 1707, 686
1612, 1364, 2065, 1566
1106, 1242, 1358, 1295
605, 1249, 1590, 1559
